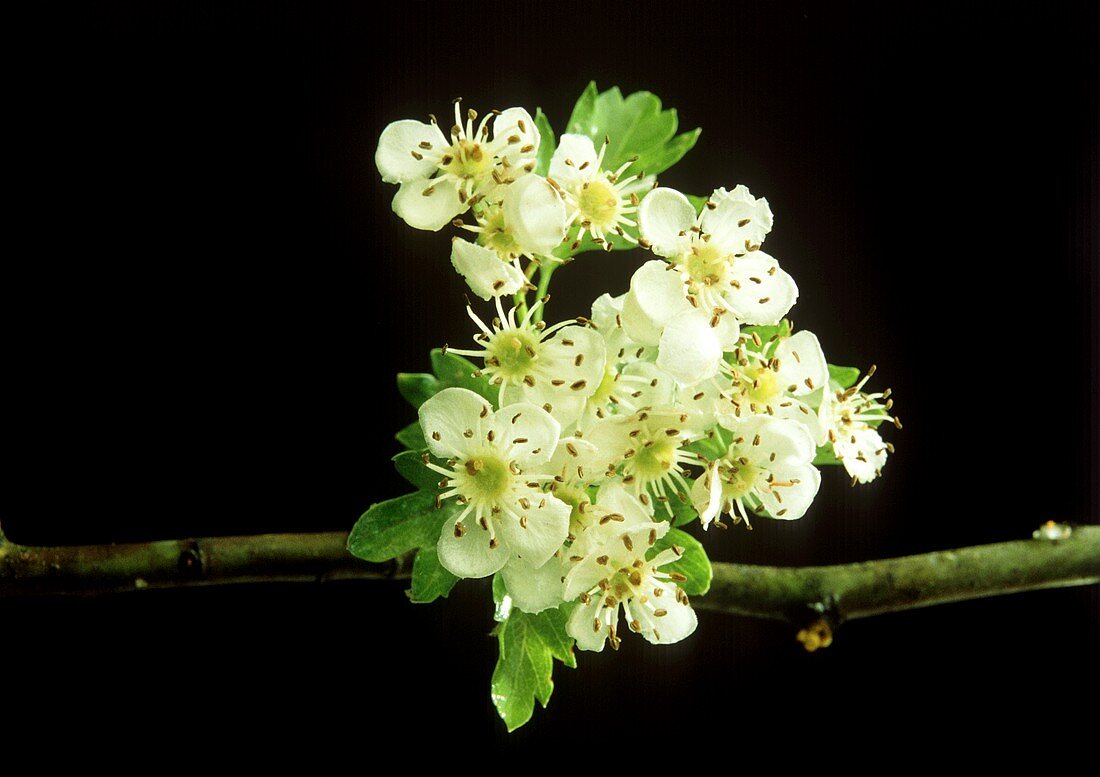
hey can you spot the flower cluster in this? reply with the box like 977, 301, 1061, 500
358, 84, 898, 729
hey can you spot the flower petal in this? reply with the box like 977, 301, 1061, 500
754, 461, 821, 520
491, 402, 560, 467
739, 415, 816, 469
657, 309, 723, 386
502, 174, 568, 256
496, 492, 570, 568
563, 554, 605, 602
549, 133, 599, 192
418, 387, 492, 458
620, 289, 664, 347
724, 252, 799, 325
501, 555, 564, 614
493, 107, 540, 167
437, 513, 509, 579
632, 592, 697, 645
392, 179, 465, 231
595, 481, 657, 527
451, 239, 525, 300
630, 259, 691, 328
638, 187, 695, 258
375, 119, 445, 184
774, 331, 829, 398
834, 427, 888, 484
567, 595, 608, 652
772, 397, 826, 446
700, 185, 773, 252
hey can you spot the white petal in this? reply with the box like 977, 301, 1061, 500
774, 331, 829, 398
501, 555, 564, 614
620, 289, 664, 347
634, 594, 697, 645
724, 252, 799, 325
451, 239, 525, 300
739, 415, 816, 469
691, 463, 724, 529
496, 492, 570, 568
630, 259, 691, 328
563, 554, 606, 602
375, 119, 445, 184
418, 387, 491, 458
595, 481, 658, 527
772, 397, 827, 446
437, 514, 509, 579
755, 462, 821, 520
700, 185, 773, 251
392, 179, 465, 231
502, 175, 568, 256
491, 402, 560, 467
657, 309, 724, 386
590, 292, 623, 332
835, 427, 888, 484
638, 187, 695, 258
619, 360, 676, 408
542, 324, 607, 390
549, 133, 599, 192
567, 595, 608, 652
493, 107, 539, 167
547, 435, 599, 484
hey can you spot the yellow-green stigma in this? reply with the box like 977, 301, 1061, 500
684, 243, 730, 290
578, 178, 622, 231
462, 454, 512, 503
443, 138, 491, 180
486, 329, 540, 381
476, 207, 520, 260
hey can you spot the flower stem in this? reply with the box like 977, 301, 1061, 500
532, 263, 557, 323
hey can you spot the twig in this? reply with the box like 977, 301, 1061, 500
1, 525, 1097, 632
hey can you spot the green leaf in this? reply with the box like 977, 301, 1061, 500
392, 450, 439, 492
650, 527, 712, 595
534, 108, 555, 177
396, 372, 441, 409
634, 127, 700, 178
395, 421, 425, 450
565, 82, 698, 177
813, 444, 841, 466
828, 364, 861, 390
491, 606, 576, 731
686, 193, 709, 215
662, 478, 698, 527
347, 491, 452, 563
742, 321, 793, 350
431, 348, 496, 405
408, 546, 458, 603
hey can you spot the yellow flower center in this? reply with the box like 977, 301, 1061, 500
577, 178, 621, 230
463, 455, 512, 502
684, 242, 730, 289
444, 139, 491, 180
486, 329, 540, 381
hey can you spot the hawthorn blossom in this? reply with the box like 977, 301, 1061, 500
692, 415, 820, 528
445, 297, 606, 427
563, 494, 696, 650
637, 185, 798, 326
821, 366, 899, 484
420, 388, 569, 578
375, 101, 539, 230
549, 134, 649, 250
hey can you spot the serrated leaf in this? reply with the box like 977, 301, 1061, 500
813, 444, 841, 466
408, 546, 458, 603
347, 491, 452, 563
396, 372, 441, 409
634, 127, 700, 178
649, 527, 712, 595
828, 364, 861, 390
534, 108, 555, 177
491, 606, 576, 731
392, 450, 439, 492
565, 82, 697, 178
431, 347, 496, 405
395, 420, 425, 450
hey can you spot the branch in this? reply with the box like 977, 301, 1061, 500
1, 525, 1097, 634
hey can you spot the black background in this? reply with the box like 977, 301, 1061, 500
3, 0, 1096, 749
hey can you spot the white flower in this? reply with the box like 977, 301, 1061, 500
620, 260, 739, 387
563, 493, 697, 651
637, 186, 798, 326
445, 297, 606, 428
450, 174, 569, 300
822, 366, 899, 484
419, 388, 570, 578
692, 415, 821, 528
718, 330, 830, 444
500, 554, 565, 614
583, 408, 704, 514
549, 134, 650, 250
375, 102, 539, 230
